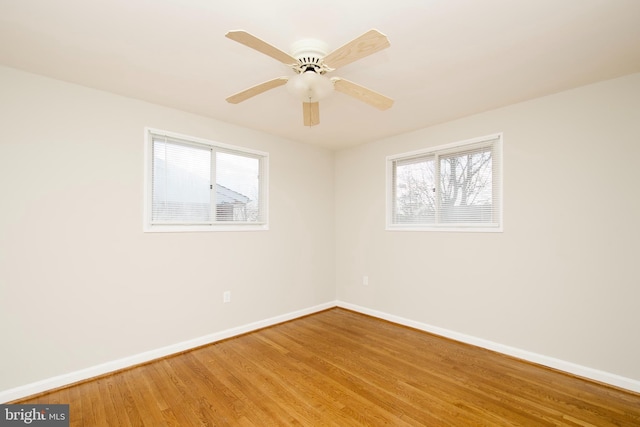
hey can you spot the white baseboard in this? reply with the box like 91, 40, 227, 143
337, 301, 640, 394
0, 301, 336, 403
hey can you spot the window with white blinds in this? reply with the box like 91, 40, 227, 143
387, 134, 502, 232
144, 129, 268, 232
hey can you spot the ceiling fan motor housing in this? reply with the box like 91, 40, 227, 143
290, 39, 329, 74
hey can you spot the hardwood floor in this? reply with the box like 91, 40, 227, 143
16, 308, 640, 426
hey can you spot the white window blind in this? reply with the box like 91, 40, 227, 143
388, 134, 502, 231
145, 129, 268, 232
152, 138, 212, 224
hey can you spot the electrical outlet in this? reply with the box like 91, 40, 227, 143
223, 291, 231, 303
362, 276, 369, 286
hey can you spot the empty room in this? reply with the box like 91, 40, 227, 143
1, 0, 639, 425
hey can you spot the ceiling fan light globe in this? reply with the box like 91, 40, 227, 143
286, 71, 333, 102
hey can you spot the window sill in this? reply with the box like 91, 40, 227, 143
386, 224, 502, 233
144, 223, 269, 233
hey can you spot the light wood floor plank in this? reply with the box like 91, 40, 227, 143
15, 308, 640, 426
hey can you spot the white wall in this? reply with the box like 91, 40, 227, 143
335, 73, 640, 383
0, 66, 335, 393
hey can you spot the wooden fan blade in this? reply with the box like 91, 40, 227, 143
332, 78, 394, 110
303, 102, 320, 126
226, 77, 288, 104
226, 30, 298, 65
323, 29, 390, 70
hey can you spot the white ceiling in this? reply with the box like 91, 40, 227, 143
1, 0, 639, 150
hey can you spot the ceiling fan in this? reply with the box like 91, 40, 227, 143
225, 29, 393, 126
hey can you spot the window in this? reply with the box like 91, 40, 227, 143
387, 134, 502, 232
144, 128, 268, 232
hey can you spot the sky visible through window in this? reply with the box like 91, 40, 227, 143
216, 151, 259, 203
153, 141, 259, 202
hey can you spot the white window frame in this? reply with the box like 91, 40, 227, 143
144, 128, 269, 232
386, 133, 503, 232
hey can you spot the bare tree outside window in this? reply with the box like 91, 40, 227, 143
439, 148, 493, 223
389, 136, 501, 230
394, 157, 436, 223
